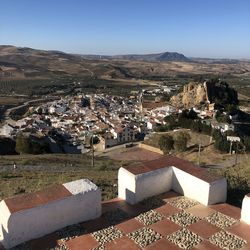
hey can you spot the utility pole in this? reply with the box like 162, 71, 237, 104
235, 141, 238, 166
229, 140, 233, 155
91, 135, 94, 168
198, 142, 201, 166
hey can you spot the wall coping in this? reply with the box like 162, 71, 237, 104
123, 155, 222, 183
2, 179, 99, 214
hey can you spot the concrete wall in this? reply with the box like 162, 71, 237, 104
172, 167, 227, 205
118, 167, 172, 204
135, 167, 173, 204
118, 166, 227, 206
118, 168, 136, 204
0, 179, 101, 249
208, 178, 227, 205
241, 194, 250, 224
172, 167, 211, 205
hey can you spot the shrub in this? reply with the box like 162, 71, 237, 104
158, 135, 174, 154
174, 131, 191, 152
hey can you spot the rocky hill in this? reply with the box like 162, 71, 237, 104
170, 80, 238, 109
0, 45, 250, 82
83, 51, 189, 62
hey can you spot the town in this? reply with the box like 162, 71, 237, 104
0, 80, 244, 156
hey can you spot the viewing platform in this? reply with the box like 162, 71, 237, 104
0, 156, 249, 249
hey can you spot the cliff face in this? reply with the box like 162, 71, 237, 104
170, 80, 238, 109
170, 82, 209, 108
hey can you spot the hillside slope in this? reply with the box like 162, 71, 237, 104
0, 45, 250, 81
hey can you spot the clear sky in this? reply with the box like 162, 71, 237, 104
1, 0, 250, 58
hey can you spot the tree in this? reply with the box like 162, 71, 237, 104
187, 109, 198, 119
174, 131, 191, 152
158, 135, 174, 154
15, 134, 31, 154
243, 137, 250, 152
15, 134, 50, 154
164, 115, 178, 130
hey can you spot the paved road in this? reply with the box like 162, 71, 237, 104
2, 97, 59, 125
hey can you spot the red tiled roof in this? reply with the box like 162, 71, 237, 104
4, 184, 71, 213
123, 155, 222, 183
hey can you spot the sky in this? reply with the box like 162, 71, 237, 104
0, 0, 250, 58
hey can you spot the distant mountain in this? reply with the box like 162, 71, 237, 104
0, 45, 250, 83
81, 51, 190, 62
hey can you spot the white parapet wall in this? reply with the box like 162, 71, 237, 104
172, 167, 227, 205
118, 166, 172, 204
0, 179, 101, 249
241, 194, 250, 224
118, 157, 227, 206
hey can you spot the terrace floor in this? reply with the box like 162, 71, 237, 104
11, 191, 250, 250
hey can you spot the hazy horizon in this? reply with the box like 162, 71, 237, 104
1, 0, 250, 59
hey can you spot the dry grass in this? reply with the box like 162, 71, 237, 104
0, 154, 121, 201
0, 96, 26, 105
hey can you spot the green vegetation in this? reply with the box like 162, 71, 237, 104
215, 111, 231, 123
206, 78, 239, 108
158, 131, 191, 153
15, 134, 50, 154
155, 110, 212, 135
158, 134, 174, 154
173, 131, 191, 152
210, 162, 250, 207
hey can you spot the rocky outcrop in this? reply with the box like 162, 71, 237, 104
170, 80, 238, 109
170, 82, 208, 108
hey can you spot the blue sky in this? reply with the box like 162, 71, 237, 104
1, 0, 250, 58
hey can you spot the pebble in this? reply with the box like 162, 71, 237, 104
91, 226, 123, 245
209, 231, 247, 250
103, 208, 129, 225
136, 210, 164, 226
56, 223, 86, 242
128, 227, 162, 248
168, 197, 200, 209
205, 212, 237, 229
140, 196, 165, 209
167, 228, 202, 250
168, 210, 200, 227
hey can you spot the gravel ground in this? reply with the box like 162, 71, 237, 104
50, 245, 68, 250
56, 223, 86, 242
92, 245, 105, 250
205, 212, 237, 229
136, 210, 164, 226
168, 210, 200, 227
140, 196, 165, 209
168, 197, 200, 209
103, 208, 129, 225
167, 228, 202, 250
209, 231, 247, 250
128, 227, 162, 248
91, 226, 123, 245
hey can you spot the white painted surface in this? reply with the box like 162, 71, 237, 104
118, 168, 136, 204
241, 195, 250, 224
118, 167, 172, 204
63, 179, 98, 195
172, 167, 227, 205
172, 167, 211, 205
208, 179, 227, 205
135, 167, 172, 204
118, 166, 227, 206
0, 179, 101, 249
